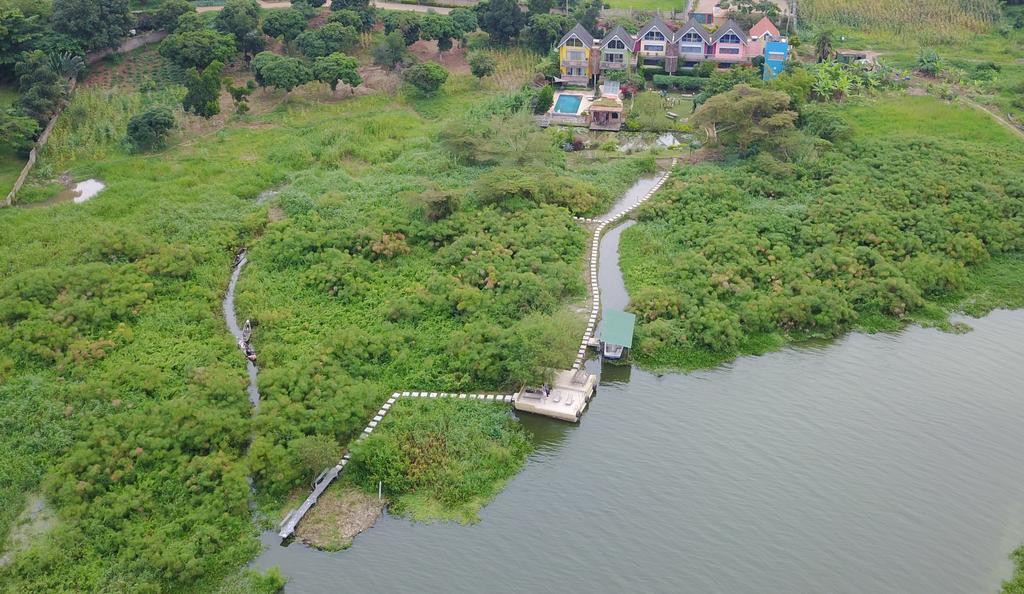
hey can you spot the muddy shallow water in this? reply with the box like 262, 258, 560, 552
252, 179, 1024, 593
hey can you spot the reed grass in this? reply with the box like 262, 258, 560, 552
800, 0, 1001, 43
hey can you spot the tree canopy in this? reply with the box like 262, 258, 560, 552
214, 0, 261, 43
477, 0, 527, 44
182, 60, 223, 117
159, 29, 237, 70
521, 14, 573, 53
295, 22, 359, 58
262, 9, 308, 41
127, 107, 176, 151
52, 0, 133, 51
403, 61, 449, 95
691, 84, 797, 152
255, 53, 313, 93
312, 52, 362, 93
468, 51, 496, 78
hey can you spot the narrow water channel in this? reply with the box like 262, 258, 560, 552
223, 250, 259, 409
253, 177, 1024, 593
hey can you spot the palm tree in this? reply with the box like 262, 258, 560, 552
814, 30, 834, 63
48, 51, 85, 79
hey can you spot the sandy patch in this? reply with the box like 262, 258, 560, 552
294, 485, 386, 551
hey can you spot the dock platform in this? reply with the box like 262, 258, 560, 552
513, 369, 596, 422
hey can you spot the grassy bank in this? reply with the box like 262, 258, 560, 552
346, 398, 532, 524
619, 95, 1024, 371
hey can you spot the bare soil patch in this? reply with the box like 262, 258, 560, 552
293, 485, 386, 551
409, 40, 471, 75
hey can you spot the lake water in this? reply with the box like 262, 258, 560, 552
253, 205, 1024, 594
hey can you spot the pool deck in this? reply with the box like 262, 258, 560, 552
549, 92, 594, 127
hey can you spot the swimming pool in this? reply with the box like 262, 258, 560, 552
552, 94, 583, 114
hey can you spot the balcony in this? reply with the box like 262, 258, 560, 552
561, 59, 589, 68
600, 60, 627, 70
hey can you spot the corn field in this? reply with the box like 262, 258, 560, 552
800, 0, 1002, 43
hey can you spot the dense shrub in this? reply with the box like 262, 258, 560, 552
126, 107, 176, 151
621, 99, 1024, 365
347, 398, 531, 522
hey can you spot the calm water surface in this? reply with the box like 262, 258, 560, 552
254, 213, 1024, 594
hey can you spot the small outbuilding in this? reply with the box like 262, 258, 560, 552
589, 80, 625, 131
600, 309, 636, 360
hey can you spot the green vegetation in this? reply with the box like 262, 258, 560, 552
626, 91, 691, 132
0, 12, 662, 582
347, 398, 532, 523
620, 95, 1024, 370
800, 0, 1001, 44
1003, 544, 1024, 594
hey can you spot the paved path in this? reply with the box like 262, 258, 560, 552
197, 1, 453, 12
197, 1, 291, 12
372, 1, 453, 13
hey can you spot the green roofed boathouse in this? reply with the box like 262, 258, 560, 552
600, 309, 636, 360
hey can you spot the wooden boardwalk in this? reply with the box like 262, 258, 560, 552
572, 163, 673, 372
277, 161, 677, 541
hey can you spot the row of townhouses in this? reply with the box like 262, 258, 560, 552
556, 16, 789, 86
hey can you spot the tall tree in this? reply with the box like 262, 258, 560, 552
330, 0, 369, 10
521, 14, 572, 53
690, 84, 797, 152
295, 22, 359, 58
312, 52, 361, 94
419, 14, 459, 53
0, 7, 45, 76
0, 110, 40, 157
371, 30, 406, 70
467, 51, 496, 78
159, 29, 237, 69
572, 0, 600, 32
477, 0, 526, 44
15, 50, 66, 124
182, 60, 224, 118
381, 11, 422, 46
260, 54, 312, 96
214, 0, 260, 44
262, 9, 308, 41
153, 0, 194, 32
449, 8, 478, 37
52, 0, 133, 51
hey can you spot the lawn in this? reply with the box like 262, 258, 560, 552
627, 90, 692, 131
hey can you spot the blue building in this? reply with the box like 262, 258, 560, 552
763, 40, 789, 80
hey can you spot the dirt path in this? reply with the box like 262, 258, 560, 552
959, 96, 1024, 141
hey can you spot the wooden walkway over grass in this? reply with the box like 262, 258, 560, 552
272, 160, 678, 541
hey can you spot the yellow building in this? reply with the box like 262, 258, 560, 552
557, 24, 594, 86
